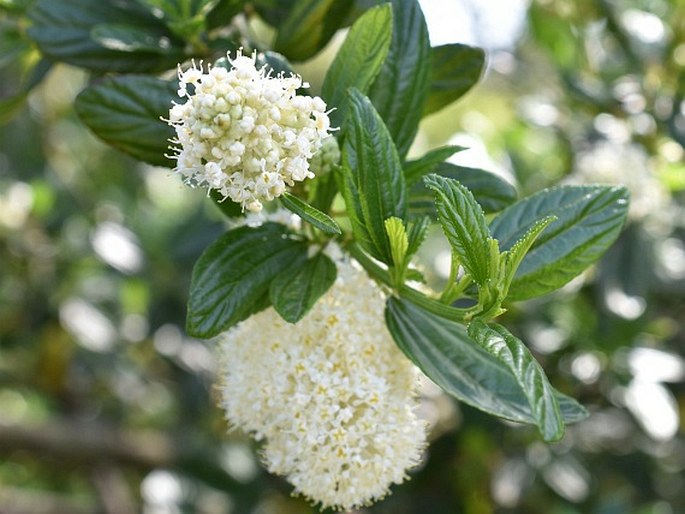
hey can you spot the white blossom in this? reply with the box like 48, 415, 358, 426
167, 51, 331, 212
218, 253, 426, 511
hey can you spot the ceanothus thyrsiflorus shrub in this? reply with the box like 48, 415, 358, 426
9, 0, 630, 510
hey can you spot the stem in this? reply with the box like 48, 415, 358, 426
347, 243, 469, 322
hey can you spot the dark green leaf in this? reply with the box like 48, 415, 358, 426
339, 89, 406, 263
280, 192, 341, 235
206, 0, 246, 29
468, 321, 564, 442
424, 43, 485, 116
385, 296, 585, 426
187, 223, 307, 338
490, 185, 630, 300
410, 163, 517, 215
322, 3, 392, 128
255, 50, 297, 77
424, 173, 495, 285
91, 23, 176, 54
404, 145, 466, 186
406, 215, 430, 257
557, 392, 588, 424
75, 75, 176, 167
274, 0, 353, 62
135, 0, 221, 38
252, 0, 294, 26
270, 252, 337, 323
27, 0, 184, 72
209, 190, 243, 219
368, 0, 430, 158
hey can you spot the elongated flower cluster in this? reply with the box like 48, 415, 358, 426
167, 51, 331, 212
218, 252, 426, 511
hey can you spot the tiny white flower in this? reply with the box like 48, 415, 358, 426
167, 50, 332, 212
218, 251, 426, 511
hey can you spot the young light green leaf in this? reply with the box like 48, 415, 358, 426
280, 192, 341, 235
27, 0, 184, 72
385, 217, 409, 272
499, 215, 556, 296
273, 0, 352, 62
410, 163, 517, 215
467, 320, 564, 442
270, 252, 337, 323
385, 296, 585, 426
368, 0, 431, 158
424, 173, 496, 285
187, 223, 307, 338
340, 89, 406, 263
404, 145, 466, 186
490, 185, 630, 300
75, 75, 176, 167
424, 43, 485, 116
322, 3, 392, 128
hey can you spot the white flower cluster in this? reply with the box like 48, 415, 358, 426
218, 253, 426, 511
167, 51, 331, 212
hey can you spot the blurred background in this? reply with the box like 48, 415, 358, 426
1, 0, 684, 512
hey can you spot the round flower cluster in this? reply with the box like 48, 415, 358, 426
218, 252, 426, 511
167, 51, 331, 212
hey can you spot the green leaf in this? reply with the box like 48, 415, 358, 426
406, 215, 430, 257
252, 0, 291, 26
468, 321, 564, 442
206, 0, 246, 30
410, 163, 517, 215
404, 145, 466, 186
385, 296, 585, 426
135, 0, 221, 38
490, 185, 630, 300
424, 43, 485, 116
280, 192, 341, 235
187, 223, 307, 338
322, 3, 392, 128
556, 393, 589, 424
91, 23, 176, 53
75, 75, 176, 167
27, 0, 184, 72
367, 0, 430, 158
339, 89, 406, 263
273, 0, 353, 62
385, 217, 409, 270
270, 252, 337, 323
209, 190, 243, 219
424, 173, 496, 285
499, 215, 555, 296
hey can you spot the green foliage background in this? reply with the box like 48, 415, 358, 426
0, 0, 684, 513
